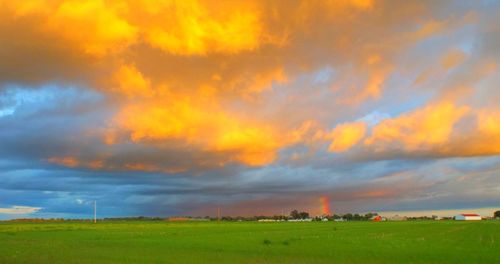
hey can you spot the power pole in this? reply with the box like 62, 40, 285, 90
94, 200, 97, 223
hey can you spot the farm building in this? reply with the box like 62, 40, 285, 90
371, 215, 386, 222
454, 214, 481, 221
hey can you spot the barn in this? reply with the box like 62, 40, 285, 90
454, 213, 481, 221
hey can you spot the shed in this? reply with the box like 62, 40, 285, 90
454, 213, 481, 221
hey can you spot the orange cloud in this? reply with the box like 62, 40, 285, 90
137, 0, 263, 56
452, 109, 500, 156
3, 0, 492, 173
3, 0, 138, 56
365, 101, 469, 151
357, 100, 500, 159
441, 49, 467, 70
108, 95, 300, 167
2, 1, 263, 57
48, 0, 137, 56
328, 122, 367, 152
47, 156, 79, 167
48, 156, 104, 169
112, 64, 154, 98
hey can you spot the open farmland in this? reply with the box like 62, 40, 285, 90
0, 220, 499, 263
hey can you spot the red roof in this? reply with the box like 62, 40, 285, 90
461, 214, 480, 217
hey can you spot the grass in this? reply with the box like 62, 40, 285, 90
0, 220, 499, 263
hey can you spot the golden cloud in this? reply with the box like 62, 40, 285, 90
48, 156, 104, 169
365, 101, 470, 151
136, 0, 263, 56
452, 109, 500, 156
109, 96, 308, 166
441, 49, 467, 70
328, 122, 367, 152
2, 0, 495, 172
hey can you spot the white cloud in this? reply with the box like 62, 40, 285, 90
0, 205, 42, 214
0, 107, 15, 117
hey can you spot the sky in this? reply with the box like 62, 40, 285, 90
0, 0, 499, 219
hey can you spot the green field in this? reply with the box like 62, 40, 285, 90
0, 220, 499, 263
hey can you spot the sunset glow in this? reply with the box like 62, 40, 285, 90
0, 0, 499, 219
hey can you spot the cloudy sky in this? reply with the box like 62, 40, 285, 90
1, 0, 499, 219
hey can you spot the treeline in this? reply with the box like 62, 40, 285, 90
102, 216, 164, 221
5, 217, 166, 222
6, 210, 500, 222
330, 212, 379, 221
204, 210, 381, 221
4, 211, 382, 222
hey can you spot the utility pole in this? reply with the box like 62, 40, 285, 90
94, 200, 97, 223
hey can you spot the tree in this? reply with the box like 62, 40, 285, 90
289, 210, 309, 219
494, 210, 500, 218
343, 213, 353, 220
290, 210, 300, 219
298, 211, 309, 219
364, 212, 378, 220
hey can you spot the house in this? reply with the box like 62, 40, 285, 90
454, 213, 481, 221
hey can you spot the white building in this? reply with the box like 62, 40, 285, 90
288, 218, 313, 222
258, 219, 277, 222
454, 213, 482, 221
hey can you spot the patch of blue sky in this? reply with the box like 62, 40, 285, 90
312, 66, 335, 85
482, 0, 500, 6
0, 83, 104, 117
357, 111, 391, 126
458, 39, 476, 54
442, 156, 500, 172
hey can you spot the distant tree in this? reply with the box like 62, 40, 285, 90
221, 216, 233, 221
272, 215, 287, 221
290, 210, 300, 219
255, 215, 267, 220
494, 210, 500, 218
364, 212, 378, 220
343, 213, 353, 220
298, 211, 309, 219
